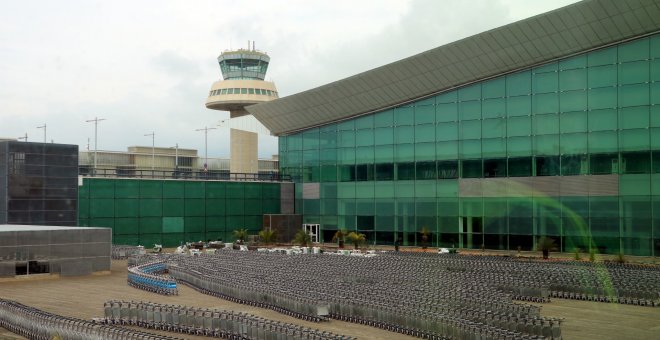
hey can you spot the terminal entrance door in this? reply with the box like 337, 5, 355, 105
303, 224, 320, 243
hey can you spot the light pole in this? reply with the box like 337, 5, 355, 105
85, 117, 106, 174
195, 126, 216, 172
144, 132, 155, 174
17, 133, 27, 142
36, 124, 46, 143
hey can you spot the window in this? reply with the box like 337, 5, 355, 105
9, 152, 25, 175
355, 164, 374, 181
590, 153, 619, 175
535, 156, 560, 176
461, 160, 482, 178
240, 88, 248, 94
561, 154, 588, 175
396, 162, 415, 180
375, 163, 394, 181
484, 158, 506, 177
437, 161, 458, 179
221, 89, 228, 95
621, 151, 651, 174
248, 88, 255, 94
508, 157, 532, 177
416, 161, 436, 180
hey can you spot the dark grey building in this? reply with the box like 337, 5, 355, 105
0, 141, 78, 226
0, 225, 111, 277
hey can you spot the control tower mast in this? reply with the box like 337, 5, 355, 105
205, 41, 278, 174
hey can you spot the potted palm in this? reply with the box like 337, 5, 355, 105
232, 228, 249, 245
332, 229, 348, 249
347, 231, 366, 250
420, 226, 431, 251
536, 236, 558, 259
258, 229, 277, 245
293, 229, 312, 247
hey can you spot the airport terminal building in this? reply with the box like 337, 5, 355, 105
248, 0, 660, 256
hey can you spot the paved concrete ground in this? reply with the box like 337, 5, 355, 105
0, 257, 658, 339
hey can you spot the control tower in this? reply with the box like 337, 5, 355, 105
205, 41, 278, 174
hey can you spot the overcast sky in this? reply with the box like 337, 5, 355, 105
0, 0, 580, 159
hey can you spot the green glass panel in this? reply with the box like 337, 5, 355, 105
437, 180, 458, 197
481, 138, 506, 157
619, 83, 649, 107
589, 131, 618, 153
652, 82, 660, 104
508, 157, 532, 177
461, 159, 482, 178
355, 199, 374, 215
90, 179, 114, 198
139, 199, 162, 217
395, 180, 415, 197
355, 129, 374, 147
460, 120, 481, 139
589, 109, 617, 131
560, 90, 587, 112
415, 179, 436, 197
184, 199, 204, 216
561, 154, 589, 175
436, 141, 458, 160
619, 106, 649, 129
559, 54, 586, 70
415, 143, 435, 161
534, 62, 558, 74
484, 158, 507, 177
415, 105, 435, 125
303, 199, 320, 215
437, 160, 458, 179
337, 183, 356, 199
226, 199, 244, 215
319, 148, 337, 164
436, 102, 458, 123
184, 181, 204, 198
320, 123, 337, 133
374, 181, 394, 197
396, 163, 415, 181
652, 59, 660, 82
436, 122, 458, 141
337, 148, 355, 164
436, 91, 457, 104
374, 127, 394, 145
321, 183, 338, 198
355, 115, 374, 130
356, 146, 374, 163
115, 181, 139, 198
619, 61, 649, 85
652, 128, 660, 149
139, 217, 161, 234
533, 114, 559, 135
414, 124, 435, 143
506, 70, 531, 96
588, 46, 617, 66
302, 128, 319, 150
337, 130, 355, 147
288, 134, 303, 150
338, 165, 355, 182
482, 77, 505, 98
90, 198, 114, 218
532, 93, 559, 114
320, 165, 337, 182
459, 84, 481, 101
319, 131, 337, 148
534, 135, 560, 155
620, 129, 649, 151
506, 95, 531, 116
507, 116, 531, 137
162, 217, 184, 233
303, 149, 319, 167
396, 143, 414, 162
374, 145, 394, 163
337, 119, 354, 131
588, 64, 617, 88
460, 139, 481, 158
560, 111, 588, 133
482, 118, 506, 138
559, 68, 587, 91
621, 152, 651, 175
560, 133, 587, 154
322, 199, 338, 215
205, 198, 225, 216
395, 126, 414, 144
394, 106, 414, 126
588, 87, 617, 110
532, 71, 557, 94
115, 199, 139, 217
507, 136, 532, 157
618, 38, 649, 62
590, 153, 619, 174
374, 109, 394, 127
459, 101, 481, 120
482, 98, 506, 118
535, 156, 560, 176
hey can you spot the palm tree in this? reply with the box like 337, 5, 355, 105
232, 228, 249, 245
536, 236, 558, 259
292, 229, 312, 247
419, 226, 431, 250
347, 231, 366, 250
258, 229, 277, 245
332, 229, 348, 249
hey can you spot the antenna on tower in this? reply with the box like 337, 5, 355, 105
252, 41, 255, 51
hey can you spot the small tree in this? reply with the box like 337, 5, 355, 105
574, 247, 582, 261
419, 226, 431, 251
347, 231, 366, 250
233, 228, 249, 245
589, 247, 596, 262
615, 252, 626, 264
258, 229, 277, 245
536, 236, 557, 259
293, 229, 311, 247
332, 229, 348, 249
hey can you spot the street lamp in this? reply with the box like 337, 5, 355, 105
17, 133, 27, 142
195, 126, 216, 172
36, 124, 46, 143
144, 132, 155, 174
85, 117, 106, 175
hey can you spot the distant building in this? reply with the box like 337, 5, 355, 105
0, 141, 78, 226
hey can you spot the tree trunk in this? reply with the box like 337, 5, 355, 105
542, 249, 549, 259
338, 240, 344, 249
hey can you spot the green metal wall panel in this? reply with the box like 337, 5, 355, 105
162, 199, 184, 216
184, 199, 205, 216
184, 181, 205, 198
115, 180, 140, 198
205, 216, 226, 231
115, 199, 139, 217
226, 215, 244, 230
139, 199, 162, 217
139, 180, 162, 198
78, 199, 89, 219
244, 199, 262, 215
205, 182, 226, 198
244, 182, 261, 197
161, 233, 184, 247
139, 234, 162, 247
114, 234, 139, 245
205, 199, 226, 216
162, 217, 184, 233
184, 217, 205, 233
205, 231, 225, 242
162, 181, 184, 198
90, 179, 114, 198
139, 217, 162, 234
89, 217, 114, 229
226, 182, 244, 198
114, 218, 139, 235
90, 199, 114, 218
185, 232, 204, 242
226, 200, 244, 215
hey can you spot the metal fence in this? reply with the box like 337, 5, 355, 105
79, 167, 290, 182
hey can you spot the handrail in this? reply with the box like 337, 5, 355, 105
79, 167, 291, 182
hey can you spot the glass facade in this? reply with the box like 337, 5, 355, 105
279, 34, 660, 256
78, 178, 282, 247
